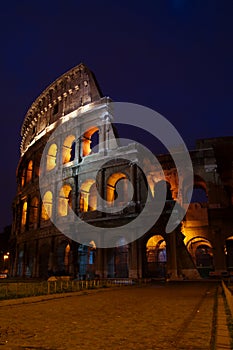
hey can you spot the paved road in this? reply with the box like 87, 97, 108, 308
0, 282, 217, 350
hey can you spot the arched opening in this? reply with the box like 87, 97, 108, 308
107, 172, 130, 207
62, 135, 76, 164
107, 237, 129, 278
78, 240, 96, 279
21, 168, 26, 188
225, 237, 233, 271
26, 160, 33, 183
41, 191, 53, 220
187, 187, 208, 204
21, 201, 28, 231
185, 176, 208, 204
29, 196, 39, 229
82, 127, 99, 157
79, 179, 97, 212
56, 241, 71, 275
186, 237, 213, 277
46, 143, 57, 171
145, 235, 166, 278
58, 184, 72, 216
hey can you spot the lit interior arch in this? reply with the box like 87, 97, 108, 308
146, 235, 166, 263
41, 191, 53, 220
46, 144, 57, 171
79, 179, 97, 212
82, 126, 99, 157
29, 196, 39, 227
58, 184, 72, 216
186, 237, 213, 268
26, 160, 33, 183
62, 135, 75, 164
21, 201, 28, 229
106, 172, 127, 204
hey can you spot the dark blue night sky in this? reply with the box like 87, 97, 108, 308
0, 0, 232, 231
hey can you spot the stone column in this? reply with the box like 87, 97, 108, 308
167, 231, 178, 280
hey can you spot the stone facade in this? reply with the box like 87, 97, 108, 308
10, 63, 233, 280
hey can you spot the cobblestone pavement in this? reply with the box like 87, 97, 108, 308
0, 282, 218, 350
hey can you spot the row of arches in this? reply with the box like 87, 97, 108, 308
46, 128, 99, 171
19, 128, 100, 189
21, 185, 72, 231
144, 234, 233, 278
20, 171, 131, 231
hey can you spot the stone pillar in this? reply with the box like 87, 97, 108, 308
128, 241, 138, 278
214, 230, 227, 272
167, 231, 178, 279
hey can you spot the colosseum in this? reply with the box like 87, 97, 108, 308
10, 63, 233, 280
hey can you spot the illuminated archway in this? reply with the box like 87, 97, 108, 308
186, 237, 213, 276
82, 127, 99, 157
79, 179, 97, 212
78, 240, 96, 279
41, 191, 53, 220
58, 184, 72, 216
62, 135, 75, 164
57, 241, 71, 274
21, 201, 28, 231
21, 168, 26, 188
106, 172, 128, 206
46, 143, 57, 171
145, 235, 166, 277
26, 160, 33, 183
29, 196, 39, 228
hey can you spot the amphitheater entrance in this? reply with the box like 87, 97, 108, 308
186, 237, 214, 278
144, 235, 167, 278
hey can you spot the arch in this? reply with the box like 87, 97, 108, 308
41, 191, 53, 220
78, 240, 96, 279
186, 237, 213, 276
21, 201, 28, 231
56, 241, 71, 275
184, 175, 208, 204
145, 235, 166, 277
58, 184, 72, 216
46, 143, 57, 171
106, 172, 128, 205
79, 179, 97, 212
82, 126, 99, 157
21, 168, 26, 188
26, 160, 33, 183
62, 135, 75, 164
29, 196, 39, 228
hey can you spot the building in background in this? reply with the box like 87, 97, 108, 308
10, 63, 233, 280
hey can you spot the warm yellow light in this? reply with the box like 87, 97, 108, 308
62, 135, 75, 164
58, 185, 72, 216
46, 143, 57, 171
3, 255, 9, 260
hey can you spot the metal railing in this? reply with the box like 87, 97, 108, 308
0, 278, 152, 300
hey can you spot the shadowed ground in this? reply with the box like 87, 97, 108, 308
0, 282, 217, 350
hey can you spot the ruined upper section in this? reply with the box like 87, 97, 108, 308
20, 63, 103, 155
